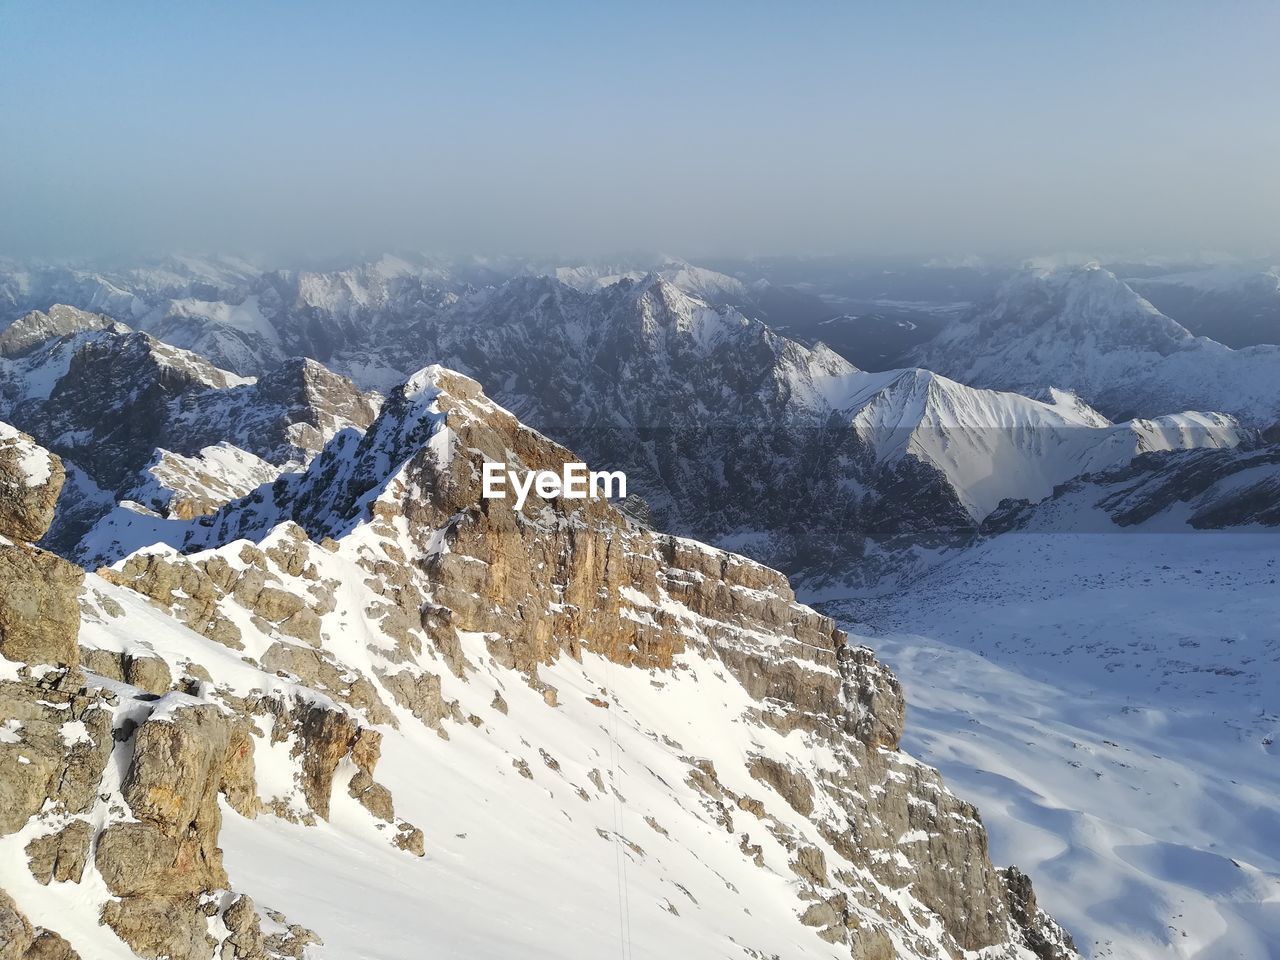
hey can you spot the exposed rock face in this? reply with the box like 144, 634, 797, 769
0, 430, 96, 953
0, 889, 81, 960
0, 428, 349, 960
0, 424, 65, 542
25, 819, 93, 885
0, 544, 83, 670
1000, 868, 1079, 960
1, 370, 1077, 958
0, 324, 379, 554
125, 443, 283, 520
287, 274, 1240, 583
85, 365, 1077, 958
0, 304, 125, 359
983, 440, 1280, 534
0, 431, 95, 843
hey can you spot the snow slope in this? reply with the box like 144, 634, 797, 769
1129, 263, 1280, 349
0, 370, 1076, 960
821, 530, 1280, 960
914, 263, 1280, 427
834, 369, 1244, 521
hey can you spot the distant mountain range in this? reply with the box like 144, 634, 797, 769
1, 255, 1274, 584
913, 261, 1280, 428
2, 251, 1277, 960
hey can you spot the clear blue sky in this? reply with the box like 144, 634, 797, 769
2, 1, 1277, 260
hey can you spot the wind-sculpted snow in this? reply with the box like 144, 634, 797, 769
914, 262, 1280, 428
828, 526, 1280, 960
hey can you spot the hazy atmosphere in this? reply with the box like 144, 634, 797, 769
3, 0, 1278, 260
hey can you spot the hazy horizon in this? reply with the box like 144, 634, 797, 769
3, 1, 1278, 261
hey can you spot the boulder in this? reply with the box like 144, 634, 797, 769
0, 424, 64, 543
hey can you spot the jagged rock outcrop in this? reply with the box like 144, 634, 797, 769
0, 888, 80, 960
0, 426, 409, 960
0, 424, 65, 542
982, 440, 1280, 535
0, 304, 125, 360
1, 362, 1077, 958
0, 429, 97, 953
81, 365, 1078, 958
1000, 868, 1079, 960
0, 321, 380, 554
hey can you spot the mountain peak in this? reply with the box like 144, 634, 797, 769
912, 260, 1280, 425
0, 303, 129, 359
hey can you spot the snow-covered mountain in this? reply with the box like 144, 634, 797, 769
0, 380, 1078, 960
331, 274, 1243, 577
0, 255, 469, 377
913, 262, 1280, 428
981, 438, 1280, 534
1, 249, 1275, 960
0, 306, 379, 552
547, 256, 750, 300
0, 255, 763, 380
1, 275, 1248, 582
1127, 262, 1280, 349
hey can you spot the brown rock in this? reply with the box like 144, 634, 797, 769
25, 819, 93, 884
0, 544, 83, 669
348, 769, 395, 822
748, 755, 815, 817
220, 894, 267, 959
0, 889, 81, 960
101, 896, 214, 960
394, 820, 425, 857
0, 888, 36, 960
0, 683, 111, 836
0, 426, 64, 543
791, 844, 829, 886
23, 930, 81, 960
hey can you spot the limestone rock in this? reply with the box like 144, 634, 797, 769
348, 769, 394, 822
25, 818, 93, 885
97, 702, 233, 901
0, 679, 111, 836
1001, 866, 1079, 960
100, 896, 214, 960
219, 894, 267, 960
0, 423, 64, 543
78, 647, 172, 694
0, 544, 83, 669
0, 889, 80, 960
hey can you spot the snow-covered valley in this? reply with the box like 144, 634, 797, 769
817, 531, 1280, 959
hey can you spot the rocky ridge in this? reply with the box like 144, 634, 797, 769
982, 439, 1280, 534
0, 424, 420, 960
0, 269, 1253, 588
0, 308, 379, 554
6, 366, 1083, 959
318, 275, 1245, 580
